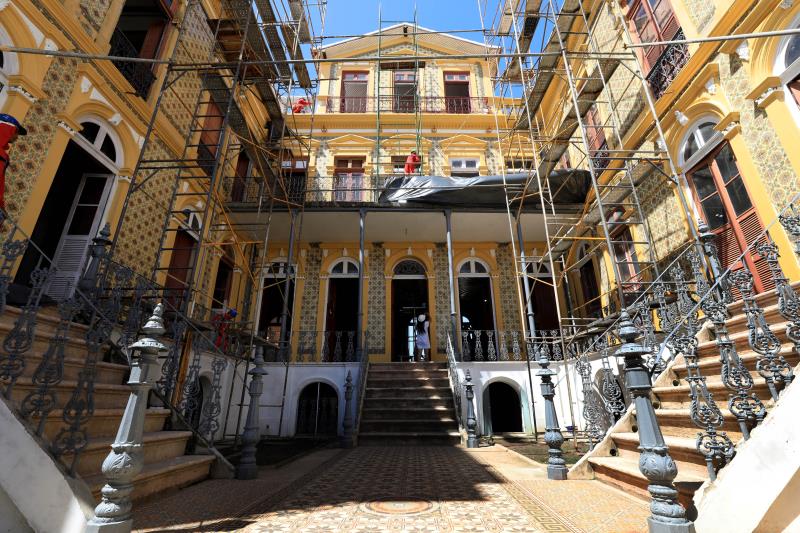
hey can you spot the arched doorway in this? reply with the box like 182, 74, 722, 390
458, 258, 496, 360
391, 259, 428, 361
295, 382, 338, 437
324, 259, 359, 361
483, 382, 522, 434
15, 119, 121, 300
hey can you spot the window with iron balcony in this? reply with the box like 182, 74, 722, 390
625, 0, 688, 100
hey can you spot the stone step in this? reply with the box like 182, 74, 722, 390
9, 378, 133, 411
367, 370, 450, 380
68, 431, 193, 477
587, 455, 703, 517
33, 407, 171, 441
653, 379, 775, 410
366, 377, 451, 388
18, 351, 128, 385
655, 407, 746, 442
610, 432, 710, 479
86, 454, 215, 502
359, 418, 458, 433
724, 303, 784, 335
361, 407, 455, 421
357, 431, 461, 446
365, 387, 453, 400
360, 397, 455, 410
697, 320, 790, 358
725, 282, 799, 317
369, 362, 448, 370
1, 306, 90, 336
671, 345, 798, 381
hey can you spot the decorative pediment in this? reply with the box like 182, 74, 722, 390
327, 134, 376, 148
379, 134, 432, 151
439, 134, 488, 150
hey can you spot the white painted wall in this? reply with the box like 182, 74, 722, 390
0, 483, 31, 533
0, 397, 94, 533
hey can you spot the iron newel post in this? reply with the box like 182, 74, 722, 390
236, 345, 268, 479
536, 341, 567, 480
464, 369, 479, 448
87, 303, 168, 533
616, 310, 695, 533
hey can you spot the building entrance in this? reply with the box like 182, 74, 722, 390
390, 259, 428, 362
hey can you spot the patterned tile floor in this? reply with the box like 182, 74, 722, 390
132, 445, 648, 533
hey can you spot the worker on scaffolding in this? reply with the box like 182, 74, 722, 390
404, 150, 421, 176
291, 97, 312, 114
0, 114, 27, 213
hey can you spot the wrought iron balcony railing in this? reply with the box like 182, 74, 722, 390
323, 95, 491, 114
109, 29, 157, 99
646, 29, 689, 100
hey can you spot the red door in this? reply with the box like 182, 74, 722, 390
686, 143, 773, 292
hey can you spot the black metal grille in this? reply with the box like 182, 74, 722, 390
646, 29, 689, 100
109, 29, 157, 99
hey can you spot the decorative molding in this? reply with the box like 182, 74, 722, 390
746, 76, 783, 109
704, 78, 717, 95
57, 120, 78, 136
8, 85, 36, 103
674, 110, 689, 126
780, 0, 794, 9
469, 247, 476, 257
300, 249, 307, 258
342, 248, 349, 257
735, 42, 750, 62
754, 86, 782, 108
490, 248, 496, 258
80, 76, 92, 94
0, 0, 9, 11
323, 249, 329, 257
109, 113, 123, 126
43, 38, 58, 51
385, 248, 391, 257
426, 249, 433, 258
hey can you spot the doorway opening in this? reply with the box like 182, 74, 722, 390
391, 259, 428, 361
458, 259, 495, 358
484, 381, 523, 434
258, 261, 293, 345
526, 262, 559, 331
15, 140, 115, 300
324, 259, 359, 360
296, 382, 338, 437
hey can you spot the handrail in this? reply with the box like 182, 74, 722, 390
352, 332, 369, 440
444, 328, 464, 429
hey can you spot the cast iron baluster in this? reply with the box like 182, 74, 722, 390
650, 282, 678, 374
341, 370, 354, 448
77, 224, 112, 309
474, 331, 484, 361
158, 317, 187, 404
333, 331, 343, 362
757, 242, 800, 353
536, 331, 567, 479
487, 330, 497, 361
511, 331, 521, 361
346, 331, 355, 362
0, 238, 27, 314
700, 276, 765, 440
0, 266, 51, 397
498, 331, 509, 361
617, 310, 695, 532
179, 350, 203, 427
320, 331, 329, 362
575, 347, 606, 447
598, 334, 625, 421
779, 205, 800, 256
53, 308, 114, 474
550, 331, 563, 361
637, 300, 659, 368
199, 356, 227, 444
120, 277, 149, 359
731, 268, 793, 400
645, 29, 690, 100
461, 331, 471, 361
673, 258, 733, 480
20, 295, 82, 435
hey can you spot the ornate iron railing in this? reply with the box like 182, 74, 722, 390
109, 29, 157, 99
459, 329, 525, 361
324, 95, 492, 114
645, 29, 689, 100
295, 329, 359, 362
444, 328, 464, 430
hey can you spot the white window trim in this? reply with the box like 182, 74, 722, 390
775, 13, 800, 128
458, 258, 490, 277
678, 115, 721, 170
329, 258, 359, 277
74, 116, 124, 171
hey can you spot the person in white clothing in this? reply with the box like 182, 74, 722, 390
414, 313, 431, 362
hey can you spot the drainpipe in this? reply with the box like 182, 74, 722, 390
444, 210, 458, 352
515, 216, 539, 440
357, 209, 366, 361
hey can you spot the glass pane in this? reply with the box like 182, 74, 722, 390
690, 165, 718, 199
79, 177, 107, 204
683, 134, 699, 162
473, 261, 487, 273
786, 35, 800, 68
100, 136, 116, 161
714, 145, 740, 182
698, 122, 716, 143
465, 160, 477, 168
67, 205, 99, 235
79, 122, 100, 143
332, 262, 344, 273
726, 177, 753, 216
451, 160, 463, 168
701, 194, 728, 230
459, 262, 470, 273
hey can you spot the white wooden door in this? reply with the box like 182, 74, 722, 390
47, 173, 114, 300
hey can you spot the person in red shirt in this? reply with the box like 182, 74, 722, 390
0, 114, 27, 212
404, 150, 421, 176
291, 97, 312, 114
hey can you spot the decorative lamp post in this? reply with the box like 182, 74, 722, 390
465, 369, 479, 448
341, 370, 354, 448
236, 346, 268, 479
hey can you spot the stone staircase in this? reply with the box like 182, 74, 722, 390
574, 285, 800, 517
2, 305, 215, 503
358, 362, 461, 445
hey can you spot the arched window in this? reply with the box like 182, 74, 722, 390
680, 118, 719, 167
75, 119, 122, 170
459, 258, 489, 276
776, 22, 800, 118
393, 259, 426, 277
329, 258, 359, 277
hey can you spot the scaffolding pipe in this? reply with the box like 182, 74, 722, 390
357, 208, 366, 360
515, 216, 539, 441
624, 27, 800, 48
444, 210, 459, 352
276, 209, 298, 436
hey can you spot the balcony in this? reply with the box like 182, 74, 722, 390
646, 29, 689, 100
109, 28, 157, 99
324, 95, 491, 114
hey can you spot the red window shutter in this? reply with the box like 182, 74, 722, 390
715, 226, 742, 271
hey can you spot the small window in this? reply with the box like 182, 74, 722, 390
450, 158, 479, 177
393, 259, 426, 277
80, 122, 101, 143
459, 259, 489, 276
445, 73, 469, 82
77, 120, 119, 167
682, 120, 718, 165
330, 258, 359, 276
